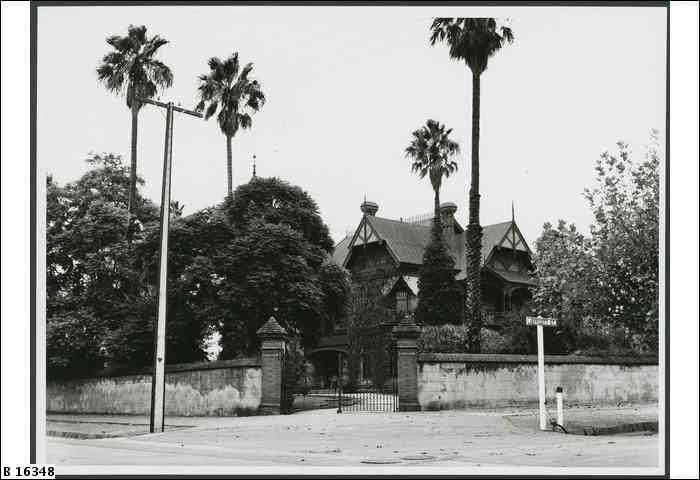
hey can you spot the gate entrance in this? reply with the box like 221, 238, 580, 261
290, 342, 399, 413
335, 344, 398, 413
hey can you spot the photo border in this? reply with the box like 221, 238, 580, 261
28, 1, 672, 477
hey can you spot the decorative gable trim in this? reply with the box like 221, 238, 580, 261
497, 222, 530, 252
342, 215, 400, 267
484, 221, 532, 267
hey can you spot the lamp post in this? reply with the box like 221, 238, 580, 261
136, 97, 202, 433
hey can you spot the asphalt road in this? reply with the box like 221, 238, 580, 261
46, 407, 660, 473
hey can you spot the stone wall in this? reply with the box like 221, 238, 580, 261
416, 353, 658, 410
47, 358, 262, 416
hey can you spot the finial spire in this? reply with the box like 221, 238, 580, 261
252, 154, 257, 178
511, 201, 517, 261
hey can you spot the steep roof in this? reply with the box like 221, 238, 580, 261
367, 216, 433, 266
481, 222, 513, 264
332, 235, 352, 266
333, 214, 530, 280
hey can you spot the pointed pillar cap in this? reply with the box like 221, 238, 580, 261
257, 316, 289, 340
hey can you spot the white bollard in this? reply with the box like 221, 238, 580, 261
556, 386, 564, 427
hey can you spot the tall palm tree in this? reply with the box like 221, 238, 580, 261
429, 18, 513, 351
405, 119, 460, 235
97, 24, 174, 227
195, 53, 266, 196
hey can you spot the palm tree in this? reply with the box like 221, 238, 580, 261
405, 119, 460, 235
195, 53, 266, 196
97, 24, 174, 227
429, 18, 513, 351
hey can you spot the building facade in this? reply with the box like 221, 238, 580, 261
308, 200, 535, 390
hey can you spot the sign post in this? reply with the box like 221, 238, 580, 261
525, 316, 558, 431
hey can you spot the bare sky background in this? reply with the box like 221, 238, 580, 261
38, 5, 667, 245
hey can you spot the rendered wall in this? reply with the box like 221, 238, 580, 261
47, 359, 262, 416
416, 354, 658, 410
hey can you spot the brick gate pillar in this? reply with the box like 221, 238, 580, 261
393, 314, 421, 412
256, 316, 289, 415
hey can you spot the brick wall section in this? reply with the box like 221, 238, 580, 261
396, 338, 420, 411
257, 316, 289, 415
393, 316, 421, 411
416, 353, 659, 410
259, 339, 286, 414
47, 358, 262, 416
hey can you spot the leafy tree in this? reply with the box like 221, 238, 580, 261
212, 222, 326, 356
47, 308, 105, 378
210, 177, 348, 358
46, 154, 208, 374
128, 204, 241, 366
97, 25, 173, 226
531, 221, 603, 352
47, 154, 153, 374
224, 177, 334, 252
583, 132, 660, 353
196, 53, 266, 196
46, 154, 158, 319
430, 18, 514, 352
170, 200, 185, 218
531, 131, 660, 355
405, 119, 460, 232
47, 160, 348, 373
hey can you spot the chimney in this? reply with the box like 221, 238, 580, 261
439, 202, 458, 247
360, 200, 379, 216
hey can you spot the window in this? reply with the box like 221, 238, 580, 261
396, 290, 409, 314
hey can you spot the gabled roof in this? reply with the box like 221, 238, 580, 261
366, 216, 432, 266
333, 213, 531, 281
332, 235, 352, 266
482, 221, 531, 266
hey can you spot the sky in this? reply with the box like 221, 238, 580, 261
37, 5, 667, 245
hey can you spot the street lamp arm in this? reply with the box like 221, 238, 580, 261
135, 97, 203, 118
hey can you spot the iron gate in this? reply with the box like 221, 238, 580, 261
286, 342, 399, 413
335, 345, 398, 413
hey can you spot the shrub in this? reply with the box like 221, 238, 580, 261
418, 324, 514, 354
416, 311, 651, 357
480, 328, 512, 354
418, 324, 469, 353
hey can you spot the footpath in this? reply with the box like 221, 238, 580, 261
47, 405, 660, 468
47, 403, 658, 439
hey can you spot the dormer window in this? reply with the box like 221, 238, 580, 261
396, 290, 409, 314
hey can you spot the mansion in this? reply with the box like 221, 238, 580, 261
308, 199, 536, 389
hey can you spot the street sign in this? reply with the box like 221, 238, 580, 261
525, 316, 558, 327
525, 316, 558, 430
